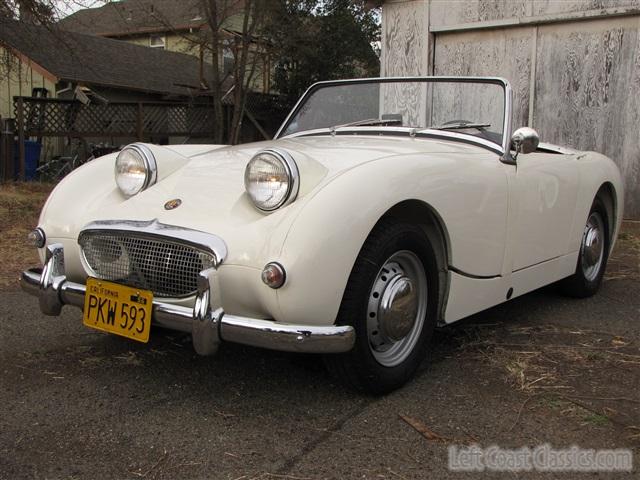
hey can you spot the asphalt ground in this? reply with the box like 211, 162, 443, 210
1, 224, 638, 479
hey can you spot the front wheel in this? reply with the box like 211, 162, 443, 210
324, 219, 439, 394
560, 199, 609, 298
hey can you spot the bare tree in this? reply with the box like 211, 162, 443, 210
201, 0, 227, 144
143, 0, 271, 144
0, 0, 102, 22
201, 0, 270, 144
1, 0, 53, 22
120, 0, 272, 144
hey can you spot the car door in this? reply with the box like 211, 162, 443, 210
509, 151, 580, 272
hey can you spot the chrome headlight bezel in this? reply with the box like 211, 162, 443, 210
114, 143, 157, 197
244, 148, 300, 212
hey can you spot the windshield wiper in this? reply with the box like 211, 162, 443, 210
425, 122, 491, 131
330, 117, 403, 131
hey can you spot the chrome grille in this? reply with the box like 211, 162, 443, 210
78, 231, 215, 297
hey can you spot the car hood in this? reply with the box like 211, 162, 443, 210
39, 134, 487, 267
145, 134, 484, 218
175, 134, 483, 177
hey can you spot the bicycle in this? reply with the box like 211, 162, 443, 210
36, 153, 80, 182
36, 140, 120, 183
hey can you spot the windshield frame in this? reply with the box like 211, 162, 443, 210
275, 76, 514, 164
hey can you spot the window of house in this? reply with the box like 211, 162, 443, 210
149, 34, 166, 49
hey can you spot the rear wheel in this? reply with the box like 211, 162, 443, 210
324, 219, 438, 394
560, 199, 609, 298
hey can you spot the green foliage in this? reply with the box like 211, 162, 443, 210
266, 0, 380, 102
583, 413, 610, 426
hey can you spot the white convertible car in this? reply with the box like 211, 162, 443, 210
22, 77, 623, 393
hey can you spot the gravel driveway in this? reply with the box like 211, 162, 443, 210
1, 224, 638, 479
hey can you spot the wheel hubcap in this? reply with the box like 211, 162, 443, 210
378, 275, 417, 341
367, 251, 427, 367
581, 212, 605, 282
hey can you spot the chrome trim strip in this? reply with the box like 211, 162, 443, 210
511, 253, 565, 273
288, 127, 504, 155
78, 219, 228, 267
423, 130, 504, 155
500, 82, 515, 164
448, 265, 501, 280
274, 76, 514, 161
20, 247, 355, 355
133, 143, 158, 190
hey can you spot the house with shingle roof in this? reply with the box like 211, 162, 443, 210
0, 15, 285, 179
0, 17, 226, 176
57, 0, 216, 39
0, 17, 218, 119
57, 0, 271, 94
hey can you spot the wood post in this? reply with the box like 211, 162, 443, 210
0, 115, 5, 181
1, 117, 16, 181
16, 97, 25, 181
136, 103, 143, 141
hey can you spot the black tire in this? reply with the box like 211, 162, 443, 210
324, 218, 439, 394
560, 198, 610, 298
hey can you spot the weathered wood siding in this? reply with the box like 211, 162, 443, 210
382, 0, 430, 76
432, 28, 532, 133
429, 0, 640, 26
429, 0, 531, 26
381, 0, 640, 218
534, 18, 640, 218
380, 1, 431, 126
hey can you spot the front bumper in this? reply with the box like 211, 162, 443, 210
20, 244, 355, 355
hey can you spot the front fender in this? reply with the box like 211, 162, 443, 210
572, 152, 624, 252
275, 151, 509, 326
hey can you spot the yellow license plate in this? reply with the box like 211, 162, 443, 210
83, 278, 153, 343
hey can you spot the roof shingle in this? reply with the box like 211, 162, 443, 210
57, 0, 243, 37
0, 18, 212, 97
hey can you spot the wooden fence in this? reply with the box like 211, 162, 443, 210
4, 94, 292, 180
14, 97, 217, 139
8, 97, 218, 180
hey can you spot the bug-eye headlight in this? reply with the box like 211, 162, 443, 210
115, 143, 157, 197
244, 149, 300, 211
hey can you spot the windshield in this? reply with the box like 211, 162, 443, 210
278, 78, 509, 151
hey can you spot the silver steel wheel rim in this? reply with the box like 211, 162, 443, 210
366, 250, 428, 367
581, 212, 605, 282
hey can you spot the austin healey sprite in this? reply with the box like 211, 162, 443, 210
21, 77, 623, 393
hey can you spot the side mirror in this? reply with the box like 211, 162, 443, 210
510, 127, 539, 156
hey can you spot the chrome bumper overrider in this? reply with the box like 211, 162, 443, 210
20, 244, 355, 355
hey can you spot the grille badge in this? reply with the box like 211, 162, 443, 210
164, 199, 182, 210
